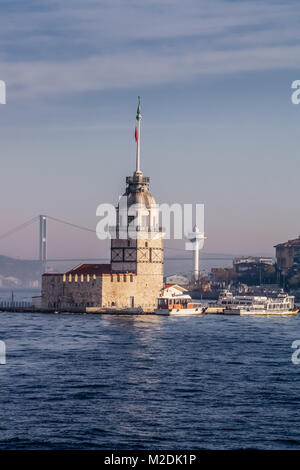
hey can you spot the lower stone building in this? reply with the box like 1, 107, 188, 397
42, 261, 162, 312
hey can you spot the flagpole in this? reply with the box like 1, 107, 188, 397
135, 96, 142, 174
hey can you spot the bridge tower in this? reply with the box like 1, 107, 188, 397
39, 215, 47, 270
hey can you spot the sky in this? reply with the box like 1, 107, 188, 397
0, 0, 300, 260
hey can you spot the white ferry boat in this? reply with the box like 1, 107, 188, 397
220, 293, 298, 316
155, 294, 206, 316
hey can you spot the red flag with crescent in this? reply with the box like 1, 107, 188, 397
135, 126, 138, 142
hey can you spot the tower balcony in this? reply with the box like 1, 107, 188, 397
109, 225, 164, 240
126, 175, 150, 186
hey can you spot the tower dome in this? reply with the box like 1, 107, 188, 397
127, 189, 156, 210
125, 174, 156, 208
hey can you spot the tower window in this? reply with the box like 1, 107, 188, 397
124, 275, 127, 282
117, 274, 120, 282
130, 275, 133, 282
111, 275, 113, 282
81, 274, 84, 282
142, 215, 148, 230
87, 274, 90, 282
69, 274, 72, 282
145, 241, 148, 248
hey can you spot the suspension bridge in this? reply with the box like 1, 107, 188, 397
0, 214, 234, 265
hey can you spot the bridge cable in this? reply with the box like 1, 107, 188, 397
0, 216, 38, 241
46, 215, 96, 233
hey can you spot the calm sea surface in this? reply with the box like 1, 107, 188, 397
1, 310, 300, 449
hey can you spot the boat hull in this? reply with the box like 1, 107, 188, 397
224, 308, 299, 316
155, 307, 205, 316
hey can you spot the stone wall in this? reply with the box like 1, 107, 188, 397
42, 233, 164, 312
42, 273, 102, 309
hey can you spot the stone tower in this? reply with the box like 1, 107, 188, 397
41, 98, 163, 312
110, 97, 164, 307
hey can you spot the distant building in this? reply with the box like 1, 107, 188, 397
161, 284, 188, 297
234, 256, 273, 269
41, 99, 164, 312
210, 257, 275, 287
210, 267, 236, 285
274, 237, 300, 275
165, 274, 189, 286
233, 256, 274, 284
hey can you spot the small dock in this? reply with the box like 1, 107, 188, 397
0, 300, 34, 312
205, 306, 224, 314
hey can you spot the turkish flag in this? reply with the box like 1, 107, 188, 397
135, 127, 138, 142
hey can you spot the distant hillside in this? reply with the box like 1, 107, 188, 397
0, 255, 42, 288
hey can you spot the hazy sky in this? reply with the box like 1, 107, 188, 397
0, 0, 300, 260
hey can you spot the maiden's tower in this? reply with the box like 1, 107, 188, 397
41, 98, 164, 312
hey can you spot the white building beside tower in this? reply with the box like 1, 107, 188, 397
41, 98, 164, 312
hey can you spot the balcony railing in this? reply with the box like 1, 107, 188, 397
126, 176, 150, 185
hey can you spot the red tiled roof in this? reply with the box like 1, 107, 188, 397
42, 273, 62, 276
274, 237, 300, 248
66, 264, 111, 275
164, 283, 187, 291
